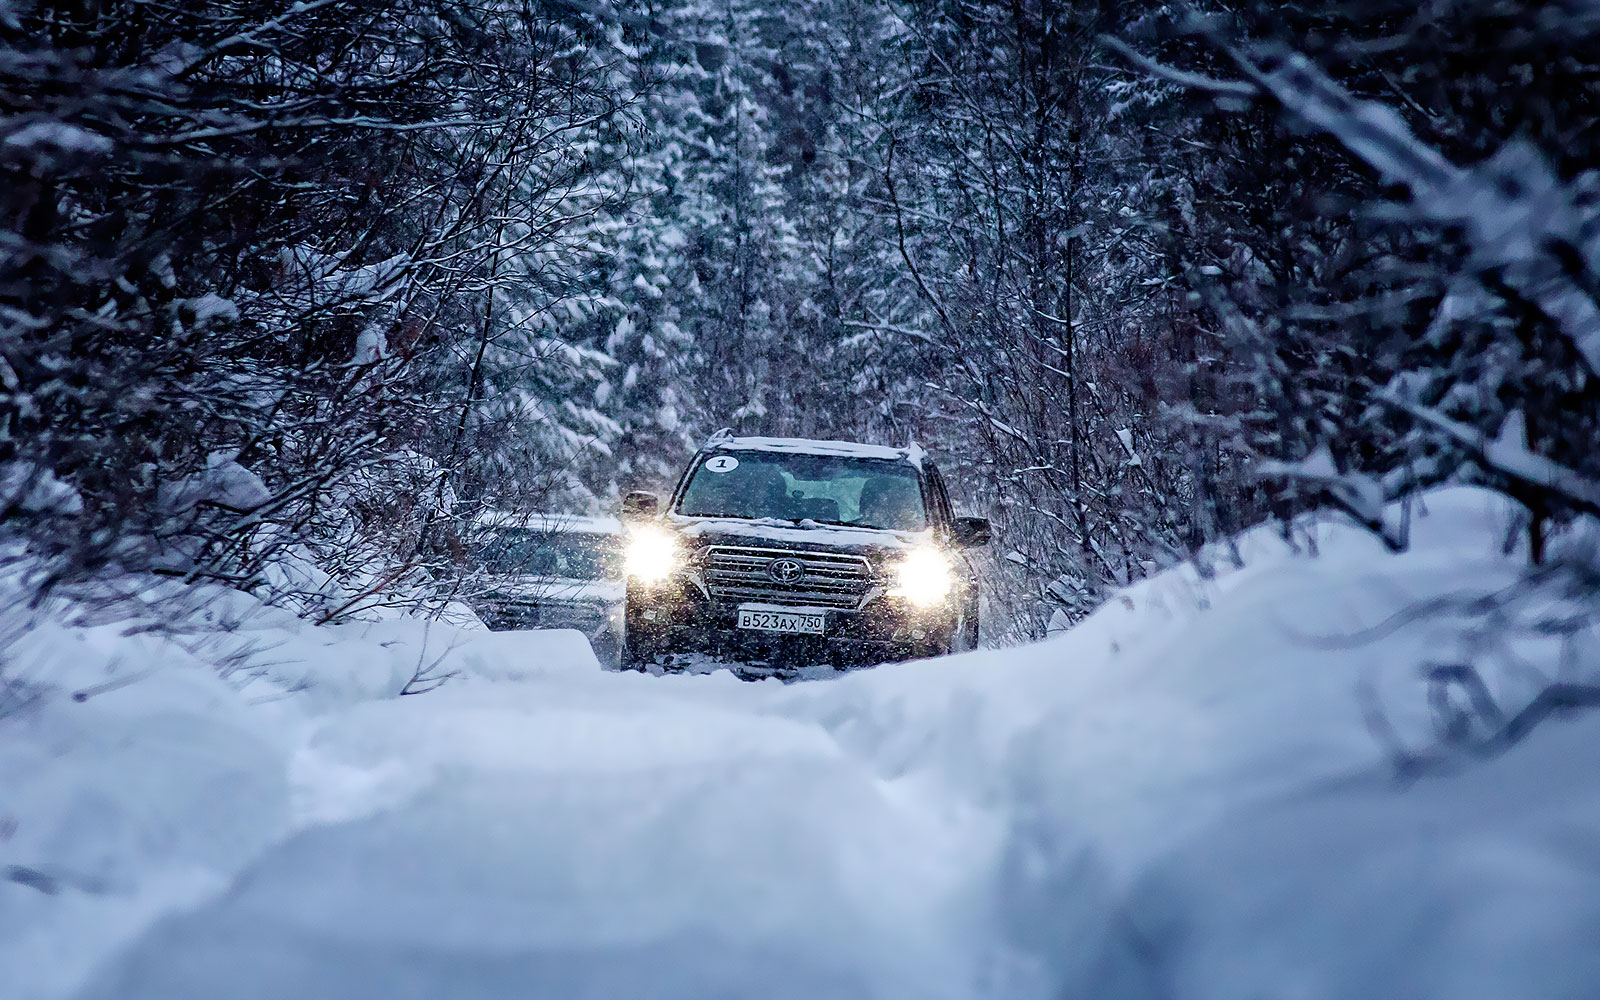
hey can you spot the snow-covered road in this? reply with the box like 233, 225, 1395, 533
9, 488, 1600, 999
78, 674, 1018, 1000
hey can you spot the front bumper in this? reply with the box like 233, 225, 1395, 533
625, 576, 956, 664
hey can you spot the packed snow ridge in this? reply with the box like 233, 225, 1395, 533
4, 487, 1599, 1000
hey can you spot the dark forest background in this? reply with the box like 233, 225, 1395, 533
3, 0, 1597, 637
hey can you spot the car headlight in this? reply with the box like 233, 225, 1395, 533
890, 546, 955, 607
624, 527, 679, 583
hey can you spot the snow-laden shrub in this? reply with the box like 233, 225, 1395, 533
0, 1, 636, 627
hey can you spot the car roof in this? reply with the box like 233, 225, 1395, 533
705, 435, 925, 468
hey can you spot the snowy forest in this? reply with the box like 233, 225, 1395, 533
4, 0, 1598, 635
8, 3, 1600, 998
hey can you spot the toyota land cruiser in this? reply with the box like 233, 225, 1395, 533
619, 434, 990, 670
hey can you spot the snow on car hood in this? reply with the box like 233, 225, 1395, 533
666, 514, 932, 554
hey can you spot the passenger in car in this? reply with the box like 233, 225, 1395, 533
856, 475, 924, 529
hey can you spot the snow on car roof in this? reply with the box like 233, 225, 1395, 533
475, 511, 622, 535
708, 435, 925, 466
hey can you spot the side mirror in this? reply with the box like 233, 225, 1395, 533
621, 490, 660, 519
952, 515, 991, 548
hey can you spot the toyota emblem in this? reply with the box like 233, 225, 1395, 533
767, 558, 805, 584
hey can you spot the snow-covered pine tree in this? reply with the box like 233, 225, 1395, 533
670, 0, 813, 436
769, 0, 950, 444
423, 13, 641, 519
857, 0, 1207, 633
546, 0, 835, 495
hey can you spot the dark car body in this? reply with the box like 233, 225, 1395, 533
621, 436, 989, 670
471, 513, 625, 665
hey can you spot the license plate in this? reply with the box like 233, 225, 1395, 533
736, 607, 825, 635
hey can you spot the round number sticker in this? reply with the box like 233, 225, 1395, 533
704, 455, 739, 473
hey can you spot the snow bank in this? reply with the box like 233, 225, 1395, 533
0, 620, 286, 1000
772, 486, 1600, 999
0, 588, 596, 1000
6, 486, 1597, 999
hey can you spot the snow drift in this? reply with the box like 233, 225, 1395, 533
3, 487, 1597, 999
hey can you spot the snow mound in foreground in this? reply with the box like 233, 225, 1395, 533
4, 487, 1597, 1000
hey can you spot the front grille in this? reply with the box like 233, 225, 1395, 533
478, 596, 606, 632
705, 546, 874, 610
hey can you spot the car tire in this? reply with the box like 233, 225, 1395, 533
623, 628, 687, 673
943, 602, 978, 655
622, 593, 654, 671
620, 612, 651, 670
621, 641, 647, 672
590, 631, 621, 670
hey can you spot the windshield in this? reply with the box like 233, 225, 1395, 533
677, 452, 927, 531
479, 529, 621, 580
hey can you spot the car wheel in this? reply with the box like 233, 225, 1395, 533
622, 596, 656, 671
590, 631, 621, 670
621, 630, 653, 672
623, 630, 687, 673
943, 603, 978, 655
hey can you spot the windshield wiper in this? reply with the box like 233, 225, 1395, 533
693, 512, 885, 530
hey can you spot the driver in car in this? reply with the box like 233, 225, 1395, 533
690, 460, 792, 520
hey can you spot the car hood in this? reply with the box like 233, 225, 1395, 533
666, 514, 931, 561
489, 576, 623, 605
